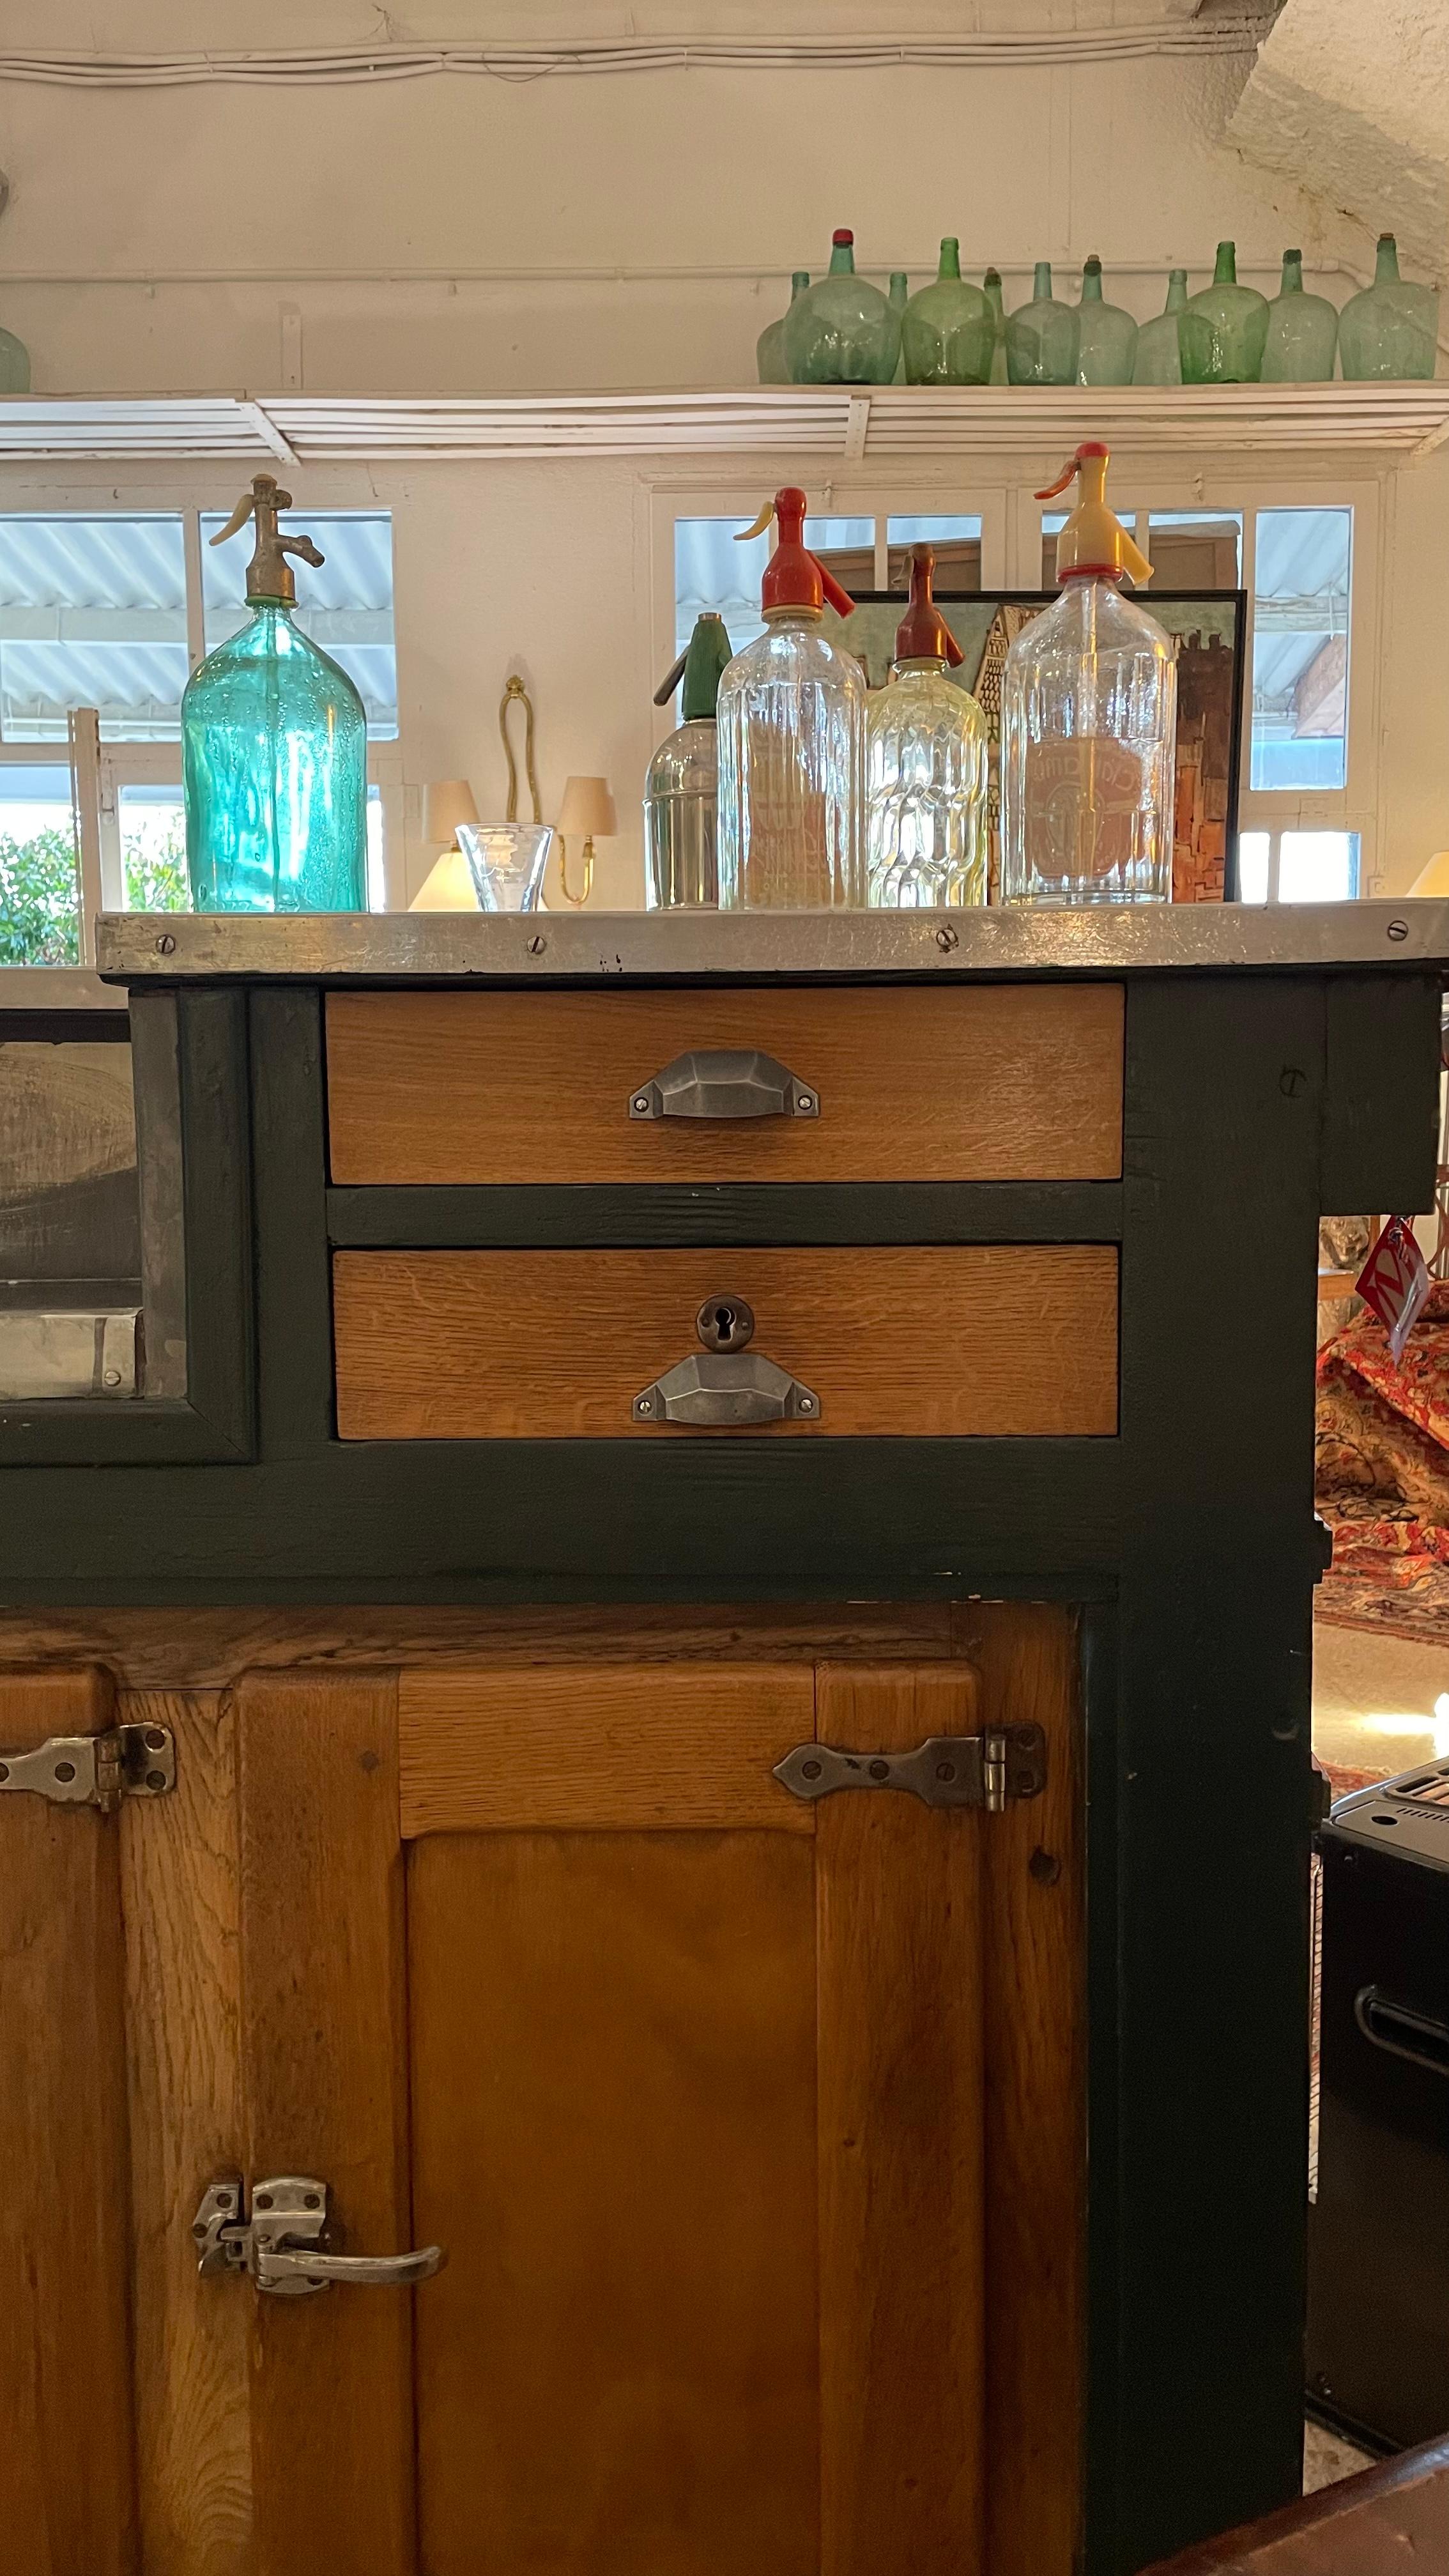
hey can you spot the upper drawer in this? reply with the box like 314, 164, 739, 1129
325, 985, 1124, 1186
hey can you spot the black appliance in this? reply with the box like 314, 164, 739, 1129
1308, 1758, 1449, 2449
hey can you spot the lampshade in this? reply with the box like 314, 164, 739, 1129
408, 846, 480, 911
557, 775, 618, 838
424, 778, 480, 845
1409, 851, 1449, 898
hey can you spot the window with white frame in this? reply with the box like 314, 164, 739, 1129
0, 507, 399, 963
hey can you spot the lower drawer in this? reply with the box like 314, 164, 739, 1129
332, 1246, 1119, 1439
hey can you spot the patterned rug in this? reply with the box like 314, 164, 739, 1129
1316, 1283, 1449, 1642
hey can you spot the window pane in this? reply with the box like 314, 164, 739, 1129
1238, 830, 1269, 904
885, 514, 982, 592
1146, 511, 1242, 588
366, 782, 385, 912
120, 785, 188, 912
0, 516, 187, 743
0, 763, 80, 962
201, 509, 398, 739
1278, 829, 1360, 901
674, 513, 873, 661
1251, 507, 1351, 792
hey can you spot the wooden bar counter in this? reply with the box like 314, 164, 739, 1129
3, 903, 1446, 2576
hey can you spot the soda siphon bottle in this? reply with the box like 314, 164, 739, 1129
183, 475, 367, 912
866, 546, 987, 908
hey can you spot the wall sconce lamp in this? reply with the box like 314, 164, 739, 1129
555, 775, 617, 908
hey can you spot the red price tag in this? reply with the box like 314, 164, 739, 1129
1356, 1216, 1431, 1362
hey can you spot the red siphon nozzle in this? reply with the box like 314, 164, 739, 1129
737, 486, 855, 618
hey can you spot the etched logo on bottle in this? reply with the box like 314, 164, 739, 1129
1024, 736, 1146, 885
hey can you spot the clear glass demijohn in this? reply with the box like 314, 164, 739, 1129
866, 546, 987, 908
716, 488, 867, 909
1000, 445, 1176, 907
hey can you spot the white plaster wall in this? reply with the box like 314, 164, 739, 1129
1378, 448, 1449, 894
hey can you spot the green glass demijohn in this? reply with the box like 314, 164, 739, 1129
1179, 241, 1269, 384
757, 272, 809, 385
784, 229, 901, 385
883, 272, 909, 381
182, 474, 367, 913
0, 323, 30, 393
1132, 270, 1186, 385
982, 267, 1008, 383
1075, 255, 1138, 385
901, 238, 993, 385
1338, 234, 1439, 381
1260, 250, 1338, 383
1006, 262, 1078, 387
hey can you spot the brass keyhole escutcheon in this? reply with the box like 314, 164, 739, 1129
695, 1294, 756, 1354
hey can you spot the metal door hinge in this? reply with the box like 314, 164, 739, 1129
193, 2174, 445, 2299
0, 1722, 175, 1813
774, 1724, 1046, 1814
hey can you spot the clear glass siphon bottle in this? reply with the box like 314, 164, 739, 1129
902, 239, 993, 385
183, 475, 367, 912
866, 546, 987, 908
1000, 443, 1176, 907
1075, 256, 1138, 385
1338, 234, 1439, 381
1006, 261, 1078, 386
784, 230, 901, 386
1261, 250, 1338, 383
1132, 270, 1186, 385
1179, 241, 1268, 384
716, 487, 867, 908
644, 612, 732, 908
757, 273, 809, 385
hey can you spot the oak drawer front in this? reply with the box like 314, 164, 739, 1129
332, 1245, 1119, 1439
325, 985, 1124, 1185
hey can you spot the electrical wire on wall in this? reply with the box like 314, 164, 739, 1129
0, 20, 1274, 88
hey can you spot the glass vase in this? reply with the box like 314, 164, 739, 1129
1006, 262, 1078, 387
785, 230, 900, 387
757, 273, 808, 385
1132, 270, 1186, 385
901, 238, 993, 386
1075, 257, 1138, 385
1261, 250, 1338, 382
1338, 234, 1439, 381
1179, 241, 1269, 384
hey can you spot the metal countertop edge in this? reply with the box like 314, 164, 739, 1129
96, 902, 1449, 982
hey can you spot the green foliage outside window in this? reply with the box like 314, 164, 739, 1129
0, 825, 82, 965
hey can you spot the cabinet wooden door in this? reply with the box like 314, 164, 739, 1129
233, 1621, 1082, 2576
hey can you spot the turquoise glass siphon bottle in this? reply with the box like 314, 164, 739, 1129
902, 239, 993, 385
1075, 256, 1138, 385
982, 268, 1009, 383
1179, 241, 1268, 384
757, 273, 808, 385
0, 324, 30, 393
784, 229, 901, 385
1006, 263, 1078, 386
183, 474, 367, 912
1261, 250, 1338, 383
1338, 234, 1439, 381
1132, 270, 1186, 385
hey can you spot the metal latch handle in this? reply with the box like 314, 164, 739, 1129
194, 2174, 445, 2299
629, 1048, 820, 1122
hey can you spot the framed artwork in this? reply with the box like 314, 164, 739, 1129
824, 589, 1248, 903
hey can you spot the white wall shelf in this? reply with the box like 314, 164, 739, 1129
0, 384, 1446, 467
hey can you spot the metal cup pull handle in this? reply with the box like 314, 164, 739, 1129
633, 1351, 820, 1428
628, 1048, 820, 1122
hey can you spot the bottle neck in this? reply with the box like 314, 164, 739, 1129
984, 269, 1004, 314
1165, 268, 1187, 313
894, 655, 947, 677
1280, 252, 1303, 294
789, 270, 809, 302
889, 273, 908, 309
939, 238, 962, 280
1081, 261, 1103, 303
1033, 261, 1053, 300
829, 241, 855, 276
1376, 233, 1400, 283
763, 606, 822, 628
1213, 241, 1237, 286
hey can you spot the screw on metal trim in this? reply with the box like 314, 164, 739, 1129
935, 924, 959, 952
526, 933, 548, 954
801, 1759, 822, 1781
155, 931, 176, 954
798, 1395, 816, 1413
868, 1759, 890, 1781
632, 1094, 650, 1113
1388, 919, 1409, 942
146, 1769, 166, 1790
796, 1092, 815, 1112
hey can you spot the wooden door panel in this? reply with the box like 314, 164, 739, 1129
234, 1671, 415, 2576
411, 1829, 820, 2576
0, 1667, 139, 2576
816, 1665, 986, 2576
